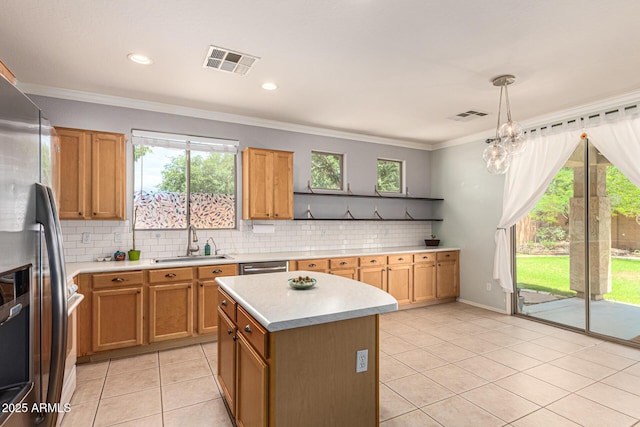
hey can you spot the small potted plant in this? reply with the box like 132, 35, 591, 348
128, 207, 141, 261
424, 234, 440, 247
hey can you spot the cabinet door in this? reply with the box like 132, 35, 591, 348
56, 128, 88, 219
387, 265, 412, 305
413, 262, 436, 302
272, 150, 293, 219
359, 267, 387, 292
236, 333, 268, 427
198, 280, 218, 334
149, 283, 194, 342
218, 309, 237, 417
92, 286, 143, 352
91, 132, 125, 219
243, 148, 273, 219
436, 259, 459, 298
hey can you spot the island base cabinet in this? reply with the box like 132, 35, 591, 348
218, 309, 236, 417
269, 315, 378, 427
237, 334, 268, 427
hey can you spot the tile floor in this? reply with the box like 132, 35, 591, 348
61, 302, 640, 426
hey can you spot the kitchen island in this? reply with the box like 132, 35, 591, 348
215, 271, 397, 427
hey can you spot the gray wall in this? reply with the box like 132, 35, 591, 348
430, 141, 507, 312
30, 95, 433, 220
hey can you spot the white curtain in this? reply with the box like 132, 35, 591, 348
588, 117, 640, 189
493, 132, 581, 292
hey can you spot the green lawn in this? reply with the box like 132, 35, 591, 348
516, 255, 640, 305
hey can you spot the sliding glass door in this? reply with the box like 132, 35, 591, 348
515, 139, 640, 343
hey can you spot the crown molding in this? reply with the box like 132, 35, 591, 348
18, 83, 432, 151
433, 88, 640, 150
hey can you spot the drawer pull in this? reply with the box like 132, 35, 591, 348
213, 269, 223, 274
388, 268, 392, 271
111, 277, 125, 282
244, 325, 252, 333
165, 273, 177, 278
227, 329, 233, 335
370, 259, 377, 263
398, 257, 404, 261
340, 261, 347, 266
309, 263, 316, 267
446, 254, 451, 257
221, 300, 228, 307
422, 256, 428, 259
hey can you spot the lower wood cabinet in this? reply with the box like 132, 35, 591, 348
292, 250, 459, 308
236, 333, 268, 427
149, 282, 193, 343
218, 308, 237, 416
78, 263, 238, 356
92, 286, 143, 353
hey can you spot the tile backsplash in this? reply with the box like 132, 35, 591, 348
60, 220, 432, 262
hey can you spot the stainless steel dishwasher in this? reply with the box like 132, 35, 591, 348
239, 260, 288, 275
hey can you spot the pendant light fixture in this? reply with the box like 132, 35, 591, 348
483, 74, 526, 174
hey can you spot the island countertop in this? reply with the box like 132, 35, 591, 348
215, 271, 398, 332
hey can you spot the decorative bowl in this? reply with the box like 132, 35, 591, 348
288, 276, 317, 290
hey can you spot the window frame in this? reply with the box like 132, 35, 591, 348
377, 157, 405, 194
310, 150, 346, 192
131, 130, 239, 231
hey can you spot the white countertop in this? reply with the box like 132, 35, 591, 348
215, 271, 398, 332
64, 245, 459, 282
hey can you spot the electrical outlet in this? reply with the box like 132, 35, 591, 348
356, 349, 368, 373
486, 282, 492, 291
81, 232, 91, 244
114, 232, 122, 243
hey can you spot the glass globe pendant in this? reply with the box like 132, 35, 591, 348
483, 141, 509, 174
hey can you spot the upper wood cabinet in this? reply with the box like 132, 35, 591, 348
242, 147, 293, 220
54, 127, 125, 220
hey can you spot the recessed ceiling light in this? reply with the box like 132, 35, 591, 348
127, 53, 153, 65
262, 82, 278, 91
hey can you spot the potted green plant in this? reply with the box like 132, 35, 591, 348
424, 234, 440, 247
128, 207, 141, 261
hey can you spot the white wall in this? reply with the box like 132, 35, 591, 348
430, 140, 508, 312
31, 95, 433, 262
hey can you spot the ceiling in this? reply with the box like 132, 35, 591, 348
2, 0, 640, 148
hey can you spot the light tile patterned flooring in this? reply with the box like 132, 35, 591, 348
62, 302, 640, 426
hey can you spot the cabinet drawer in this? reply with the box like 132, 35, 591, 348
436, 251, 459, 261
359, 256, 386, 267
198, 264, 238, 279
414, 253, 436, 263
92, 271, 143, 289
218, 288, 237, 322
237, 305, 268, 359
329, 257, 358, 269
149, 267, 193, 283
296, 259, 329, 271
387, 254, 412, 265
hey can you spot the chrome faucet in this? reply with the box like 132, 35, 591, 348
207, 237, 219, 255
186, 224, 199, 256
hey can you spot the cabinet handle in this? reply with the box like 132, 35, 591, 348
200, 283, 204, 287
213, 269, 223, 274
398, 257, 404, 261
244, 325, 252, 333
221, 300, 228, 306
370, 259, 377, 263
227, 329, 233, 335
422, 256, 428, 259
446, 254, 450, 257
309, 263, 316, 267
78, 212, 82, 216
137, 290, 141, 294
165, 273, 177, 278
93, 212, 96, 216
233, 336, 238, 341
275, 213, 279, 217
340, 261, 347, 266
388, 268, 392, 271
111, 277, 125, 282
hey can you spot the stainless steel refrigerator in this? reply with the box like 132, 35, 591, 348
0, 76, 68, 426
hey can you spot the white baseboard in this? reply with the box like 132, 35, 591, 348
457, 298, 510, 315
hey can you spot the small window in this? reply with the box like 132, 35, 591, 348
377, 159, 403, 193
311, 151, 344, 190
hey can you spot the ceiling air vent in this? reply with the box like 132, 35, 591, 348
203, 45, 259, 76
448, 110, 489, 122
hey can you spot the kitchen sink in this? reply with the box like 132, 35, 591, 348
153, 254, 233, 263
